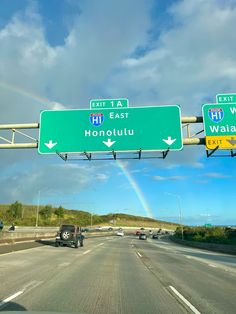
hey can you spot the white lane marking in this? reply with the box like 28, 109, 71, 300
0, 291, 23, 307
169, 286, 201, 314
22, 280, 43, 292
0, 280, 43, 309
83, 250, 91, 255
0, 245, 47, 257
96, 243, 104, 247
150, 242, 169, 250
208, 264, 217, 268
137, 252, 142, 257
185, 255, 236, 274
58, 262, 71, 267
0, 238, 55, 247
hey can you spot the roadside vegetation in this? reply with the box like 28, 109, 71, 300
175, 226, 236, 245
0, 202, 178, 229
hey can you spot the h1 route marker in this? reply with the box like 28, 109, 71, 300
202, 103, 236, 150
90, 98, 129, 109
38, 106, 183, 154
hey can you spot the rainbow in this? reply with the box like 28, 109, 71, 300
0, 80, 65, 110
0, 80, 53, 105
116, 160, 153, 218
0, 80, 153, 218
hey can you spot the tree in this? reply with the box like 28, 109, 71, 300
55, 206, 65, 218
7, 201, 23, 219
39, 205, 52, 220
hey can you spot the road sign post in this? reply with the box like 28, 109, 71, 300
202, 103, 236, 150
38, 106, 183, 154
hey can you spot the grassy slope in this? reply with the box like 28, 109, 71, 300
0, 204, 178, 229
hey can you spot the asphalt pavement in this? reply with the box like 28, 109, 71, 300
0, 235, 236, 313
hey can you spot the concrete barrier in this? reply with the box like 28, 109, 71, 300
3, 226, 59, 233
0, 231, 56, 244
170, 236, 236, 255
0, 230, 115, 245
0, 225, 146, 245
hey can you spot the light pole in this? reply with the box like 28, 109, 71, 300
90, 212, 93, 229
36, 190, 41, 227
166, 193, 184, 240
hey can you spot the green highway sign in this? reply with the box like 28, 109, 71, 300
202, 103, 236, 150
216, 93, 236, 104
204, 224, 212, 228
90, 98, 129, 109
38, 106, 183, 154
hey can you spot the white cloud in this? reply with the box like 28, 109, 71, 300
106, 0, 236, 116
94, 173, 109, 181
0, 0, 152, 203
129, 167, 149, 174
0, 160, 110, 203
51, 102, 66, 110
153, 175, 188, 181
0, 0, 152, 123
203, 172, 231, 179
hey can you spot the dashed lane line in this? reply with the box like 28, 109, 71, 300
83, 250, 91, 255
0, 245, 49, 257
0, 280, 43, 309
169, 285, 201, 314
58, 262, 71, 267
184, 255, 236, 274
0, 291, 24, 308
96, 243, 104, 247
208, 264, 217, 268
137, 252, 142, 258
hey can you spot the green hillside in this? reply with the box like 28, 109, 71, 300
0, 203, 178, 229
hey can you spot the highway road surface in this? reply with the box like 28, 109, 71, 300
0, 235, 236, 313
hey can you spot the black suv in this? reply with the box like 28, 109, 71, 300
55, 224, 84, 248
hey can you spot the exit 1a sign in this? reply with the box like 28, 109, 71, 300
90, 98, 129, 109
38, 106, 183, 154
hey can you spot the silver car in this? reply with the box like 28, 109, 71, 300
139, 233, 147, 240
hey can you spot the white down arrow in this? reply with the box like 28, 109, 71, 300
44, 140, 57, 149
162, 136, 176, 146
102, 139, 116, 148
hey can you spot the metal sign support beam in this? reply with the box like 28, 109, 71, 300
0, 117, 209, 157
0, 123, 39, 149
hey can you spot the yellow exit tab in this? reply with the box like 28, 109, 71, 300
206, 135, 236, 150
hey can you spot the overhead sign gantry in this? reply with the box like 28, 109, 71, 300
4, 94, 235, 160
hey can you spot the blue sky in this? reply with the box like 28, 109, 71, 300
0, 0, 236, 226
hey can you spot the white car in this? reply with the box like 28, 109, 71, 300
116, 230, 124, 236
